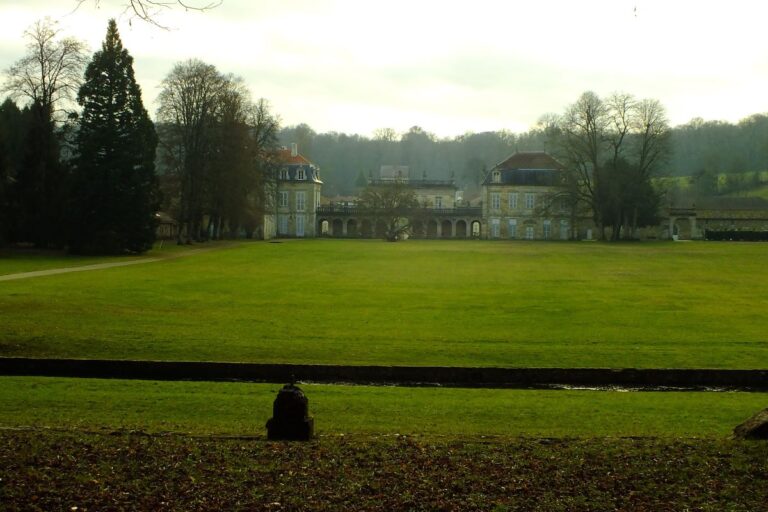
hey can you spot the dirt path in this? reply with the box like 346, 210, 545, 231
0, 243, 239, 282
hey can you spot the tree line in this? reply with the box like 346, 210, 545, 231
0, 18, 280, 252
279, 99, 767, 240
279, 111, 768, 200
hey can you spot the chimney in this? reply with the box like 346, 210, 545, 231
291, 143, 298, 157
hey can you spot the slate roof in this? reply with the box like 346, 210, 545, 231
278, 147, 323, 184
495, 151, 566, 171
482, 151, 566, 186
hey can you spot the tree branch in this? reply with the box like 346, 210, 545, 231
75, 1, 222, 28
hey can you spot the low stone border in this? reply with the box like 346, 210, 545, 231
1, 357, 767, 390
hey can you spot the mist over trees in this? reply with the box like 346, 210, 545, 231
278, 111, 768, 202
678, 116, 768, 175
278, 125, 550, 198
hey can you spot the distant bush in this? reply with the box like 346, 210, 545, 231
705, 230, 768, 241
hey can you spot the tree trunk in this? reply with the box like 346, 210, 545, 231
631, 206, 638, 239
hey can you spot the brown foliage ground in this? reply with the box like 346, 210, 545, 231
1, 429, 767, 511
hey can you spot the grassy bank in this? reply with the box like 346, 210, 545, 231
1, 240, 767, 368
1, 377, 764, 437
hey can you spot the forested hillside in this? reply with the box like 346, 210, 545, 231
279, 114, 768, 197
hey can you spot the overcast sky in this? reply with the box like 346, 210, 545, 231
1, 0, 767, 138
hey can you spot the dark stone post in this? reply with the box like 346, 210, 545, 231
733, 408, 768, 440
266, 383, 314, 441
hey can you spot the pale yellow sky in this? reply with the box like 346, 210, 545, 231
1, 0, 767, 137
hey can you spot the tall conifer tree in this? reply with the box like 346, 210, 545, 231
70, 19, 158, 253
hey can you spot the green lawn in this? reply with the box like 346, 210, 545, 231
0, 250, 138, 275
1, 377, 764, 437
1, 239, 767, 368
0, 240, 196, 276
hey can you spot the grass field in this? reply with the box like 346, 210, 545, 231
1, 377, 765, 437
0, 240, 196, 276
1, 239, 767, 368
0, 249, 140, 276
3, 240, 767, 508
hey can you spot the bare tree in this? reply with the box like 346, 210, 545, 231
557, 91, 606, 234
2, 18, 88, 120
77, 1, 222, 27
372, 128, 399, 142
605, 92, 636, 167
207, 80, 280, 239
359, 180, 421, 241
157, 61, 281, 241
634, 98, 671, 177
246, 98, 281, 236
550, 91, 671, 240
157, 59, 225, 242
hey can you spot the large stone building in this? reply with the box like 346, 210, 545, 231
481, 151, 572, 240
268, 147, 768, 241
265, 144, 323, 238
318, 166, 482, 238
664, 196, 768, 240
374, 165, 460, 209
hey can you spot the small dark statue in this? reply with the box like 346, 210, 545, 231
266, 383, 314, 441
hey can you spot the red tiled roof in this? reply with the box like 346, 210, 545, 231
278, 148, 313, 166
496, 151, 565, 170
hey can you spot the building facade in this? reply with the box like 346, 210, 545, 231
317, 167, 483, 238
269, 148, 768, 241
481, 152, 572, 240
270, 144, 323, 238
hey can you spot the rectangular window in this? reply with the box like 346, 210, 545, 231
543, 219, 551, 240
278, 214, 289, 235
560, 219, 569, 240
508, 218, 517, 239
491, 192, 500, 210
278, 191, 288, 208
279, 169, 288, 180
508, 192, 518, 209
434, 196, 442, 209
525, 226, 535, 240
490, 218, 500, 238
296, 191, 306, 212
297, 168, 306, 180
315, 190, 321, 209
296, 214, 305, 237
525, 193, 535, 209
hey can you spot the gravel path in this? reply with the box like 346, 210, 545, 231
0, 244, 237, 282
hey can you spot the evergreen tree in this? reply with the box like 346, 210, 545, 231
11, 101, 68, 247
0, 99, 23, 245
70, 19, 158, 254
